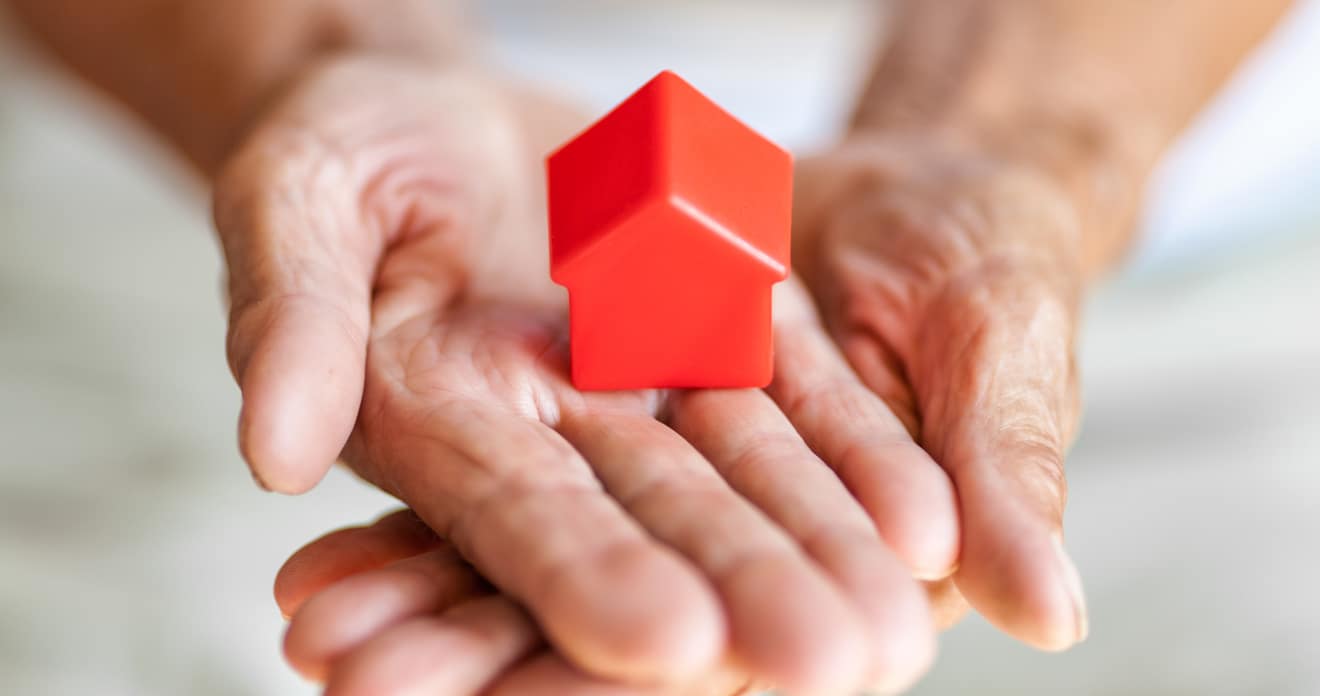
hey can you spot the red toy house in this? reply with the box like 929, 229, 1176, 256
547, 71, 792, 391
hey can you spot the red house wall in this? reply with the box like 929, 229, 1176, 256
564, 199, 775, 390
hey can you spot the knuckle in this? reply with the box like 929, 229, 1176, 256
618, 472, 728, 517
449, 467, 598, 557
719, 434, 807, 483
213, 120, 358, 235
999, 424, 1069, 516
778, 374, 866, 429
922, 269, 1075, 415
798, 520, 880, 561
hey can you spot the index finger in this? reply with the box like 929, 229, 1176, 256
913, 266, 1087, 650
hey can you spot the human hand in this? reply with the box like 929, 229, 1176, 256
792, 134, 1092, 650
276, 509, 969, 695
276, 510, 757, 696
215, 56, 957, 693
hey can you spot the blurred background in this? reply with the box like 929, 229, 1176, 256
1, 1, 1317, 694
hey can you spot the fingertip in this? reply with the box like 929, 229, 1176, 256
323, 599, 539, 696
887, 466, 962, 582
283, 571, 426, 680
274, 513, 442, 619
864, 594, 937, 695
850, 442, 962, 581
283, 579, 367, 680
924, 578, 972, 632
273, 556, 305, 619
956, 528, 1087, 652
272, 533, 369, 620
1058, 538, 1089, 644
904, 523, 961, 583
1042, 535, 1088, 649
542, 544, 725, 684
809, 529, 938, 694
723, 556, 870, 696
230, 298, 368, 494
764, 620, 870, 696
239, 397, 336, 495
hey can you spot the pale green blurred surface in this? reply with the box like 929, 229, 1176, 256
2, 2, 1318, 695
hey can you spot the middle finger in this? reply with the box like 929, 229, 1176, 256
558, 406, 870, 695
668, 387, 936, 693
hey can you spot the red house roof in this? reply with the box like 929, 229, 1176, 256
547, 71, 792, 285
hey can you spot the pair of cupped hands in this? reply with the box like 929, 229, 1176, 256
217, 55, 1088, 696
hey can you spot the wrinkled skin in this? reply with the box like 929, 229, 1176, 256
276, 510, 762, 696
217, 56, 1087, 695
794, 137, 1088, 649
276, 511, 971, 695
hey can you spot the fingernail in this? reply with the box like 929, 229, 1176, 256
1052, 534, 1089, 644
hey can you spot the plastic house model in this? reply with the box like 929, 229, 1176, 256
547, 71, 793, 391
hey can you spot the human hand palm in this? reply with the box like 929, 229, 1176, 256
216, 57, 956, 694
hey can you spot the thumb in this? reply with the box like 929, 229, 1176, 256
915, 261, 1087, 651
213, 131, 383, 494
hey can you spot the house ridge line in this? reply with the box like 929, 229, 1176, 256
667, 193, 788, 279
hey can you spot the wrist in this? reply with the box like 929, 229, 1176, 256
846, 0, 1184, 279
10, 0, 472, 177
843, 102, 1156, 281
197, 0, 472, 176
